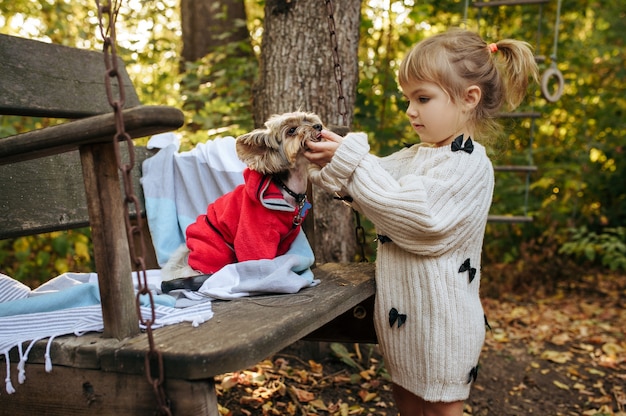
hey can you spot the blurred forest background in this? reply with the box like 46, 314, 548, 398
0, 0, 624, 294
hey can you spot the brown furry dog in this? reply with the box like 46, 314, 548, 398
161, 111, 324, 288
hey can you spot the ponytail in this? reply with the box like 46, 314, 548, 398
491, 39, 539, 111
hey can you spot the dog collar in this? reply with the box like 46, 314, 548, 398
273, 177, 310, 228
273, 177, 307, 205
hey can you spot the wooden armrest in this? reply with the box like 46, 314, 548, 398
16, 263, 376, 380
0, 105, 184, 165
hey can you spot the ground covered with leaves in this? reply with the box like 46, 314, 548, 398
215, 272, 626, 415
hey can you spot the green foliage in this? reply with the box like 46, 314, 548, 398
559, 226, 626, 271
330, 343, 364, 372
179, 40, 257, 148
0, 229, 94, 288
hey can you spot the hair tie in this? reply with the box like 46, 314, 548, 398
488, 43, 498, 53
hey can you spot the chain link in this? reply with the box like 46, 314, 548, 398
95, 1, 171, 414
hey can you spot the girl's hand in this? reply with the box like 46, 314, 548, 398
305, 129, 343, 167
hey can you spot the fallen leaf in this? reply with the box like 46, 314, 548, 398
358, 389, 378, 402
602, 342, 624, 356
291, 386, 315, 402
308, 360, 323, 374
587, 368, 606, 377
550, 332, 571, 345
553, 380, 570, 390
297, 369, 309, 383
217, 404, 231, 416
492, 329, 509, 343
333, 374, 352, 383
359, 369, 372, 380
221, 374, 239, 390
541, 350, 573, 364
348, 404, 365, 414
309, 399, 328, 410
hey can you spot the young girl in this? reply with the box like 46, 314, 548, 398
305, 29, 538, 415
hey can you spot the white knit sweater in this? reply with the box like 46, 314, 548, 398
309, 133, 494, 402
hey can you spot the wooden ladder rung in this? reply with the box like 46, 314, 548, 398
488, 215, 533, 223
494, 165, 538, 173
473, 0, 550, 7
497, 111, 542, 119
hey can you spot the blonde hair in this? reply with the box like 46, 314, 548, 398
398, 28, 539, 143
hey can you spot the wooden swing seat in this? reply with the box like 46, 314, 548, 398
0, 34, 376, 415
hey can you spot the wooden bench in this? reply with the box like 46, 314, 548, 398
0, 34, 376, 415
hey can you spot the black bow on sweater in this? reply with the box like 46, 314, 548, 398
459, 258, 477, 283
451, 135, 474, 154
468, 365, 479, 384
389, 308, 407, 328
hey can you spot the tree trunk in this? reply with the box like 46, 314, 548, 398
254, 0, 361, 263
180, 0, 250, 63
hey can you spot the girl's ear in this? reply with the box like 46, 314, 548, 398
463, 85, 482, 110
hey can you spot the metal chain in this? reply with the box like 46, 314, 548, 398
324, 0, 367, 261
324, 0, 348, 127
354, 207, 367, 261
95, 2, 171, 414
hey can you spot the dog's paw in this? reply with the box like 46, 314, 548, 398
161, 244, 202, 281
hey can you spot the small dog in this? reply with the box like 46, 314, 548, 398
161, 111, 324, 289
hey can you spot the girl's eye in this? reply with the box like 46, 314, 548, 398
419, 96, 430, 103
287, 127, 297, 136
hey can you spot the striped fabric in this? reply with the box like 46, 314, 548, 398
0, 272, 213, 395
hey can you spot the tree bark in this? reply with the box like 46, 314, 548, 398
180, 0, 250, 63
254, 0, 361, 263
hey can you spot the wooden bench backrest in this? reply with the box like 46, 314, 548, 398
0, 148, 151, 240
0, 34, 152, 240
0, 33, 140, 118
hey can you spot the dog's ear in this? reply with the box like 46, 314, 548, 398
236, 130, 284, 175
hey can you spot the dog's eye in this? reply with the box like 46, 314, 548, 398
287, 127, 298, 136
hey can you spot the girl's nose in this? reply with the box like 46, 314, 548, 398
406, 102, 418, 118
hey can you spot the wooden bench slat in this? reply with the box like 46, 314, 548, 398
16, 262, 376, 380
0, 33, 140, 118
0, 105, 184, 165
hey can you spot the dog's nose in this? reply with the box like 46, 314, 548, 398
313, 124, 322, 131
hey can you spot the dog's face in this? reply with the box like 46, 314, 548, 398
236, 112, 324, 175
